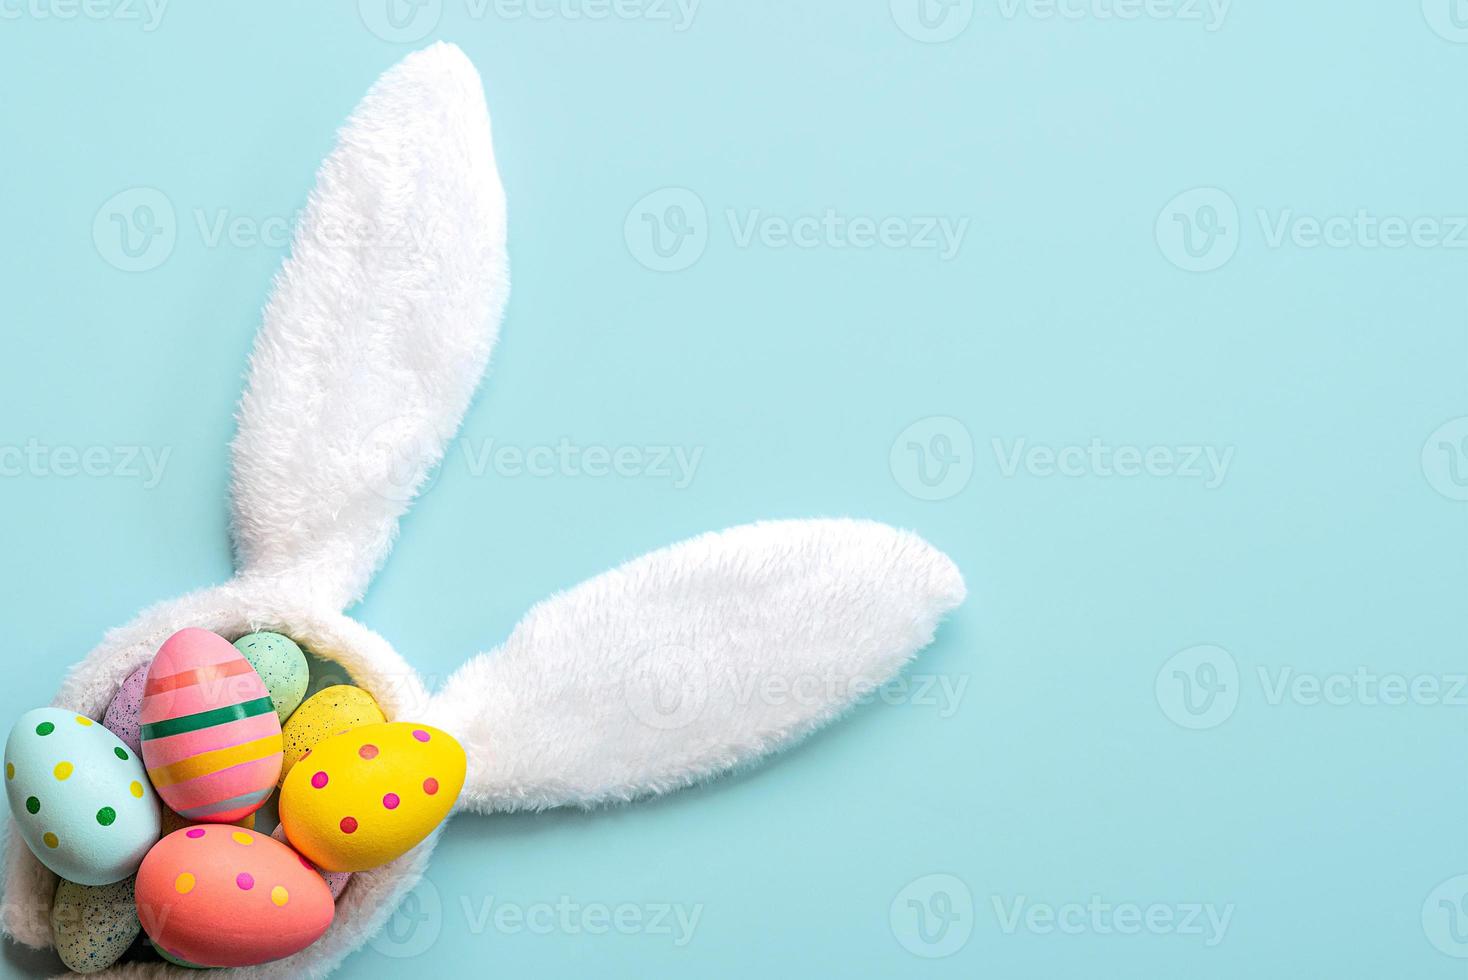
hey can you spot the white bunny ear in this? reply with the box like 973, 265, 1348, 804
231, 42, 509, 609
430, 519, 966, 813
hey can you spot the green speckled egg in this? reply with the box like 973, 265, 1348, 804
232, 632, 310, 724
278, 686, 385, 786
50, 876, 139, 974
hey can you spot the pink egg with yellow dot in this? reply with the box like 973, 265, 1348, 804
134, 826, 333, 967
279, 722, 464, 873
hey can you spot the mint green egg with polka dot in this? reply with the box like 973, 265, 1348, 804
233, 632, 310, 724
4, 707, 161, 885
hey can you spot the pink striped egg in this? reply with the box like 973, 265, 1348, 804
139, 630, 283, 822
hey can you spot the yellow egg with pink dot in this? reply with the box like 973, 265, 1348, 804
278, 722, 464, 873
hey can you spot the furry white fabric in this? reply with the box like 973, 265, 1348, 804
231, 41, 508, 611
434, 519, 965, 812
0, 43, 965, 980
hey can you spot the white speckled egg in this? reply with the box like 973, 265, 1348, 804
4, 707, 161, 885
50, 876, 140, 974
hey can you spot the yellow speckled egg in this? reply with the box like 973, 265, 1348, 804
278, 723, 463, 873
277, 686, 384, 787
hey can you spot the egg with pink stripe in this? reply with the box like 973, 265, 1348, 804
139, 629, 283, 823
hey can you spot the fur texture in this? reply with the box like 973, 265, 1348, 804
1, 43, 965, 979
231, 41, 508, 611
434, 519, 965, 812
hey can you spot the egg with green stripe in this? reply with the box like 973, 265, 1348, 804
139, 629, 283, 823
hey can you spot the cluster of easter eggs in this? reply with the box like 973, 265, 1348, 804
4, 628, 465, 973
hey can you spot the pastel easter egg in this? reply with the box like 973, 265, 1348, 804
135, 826, 333, 968
271, 823, 350, 899
101, 664, 148, 756
4, 708, 161, 885
232, 632, 309, 724
49, 876, 140, 974
279, 722, 464, 873
139, 629, 283, 822
278, 686, 384, 787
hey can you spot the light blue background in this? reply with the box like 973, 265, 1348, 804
1, 2, 1465, 977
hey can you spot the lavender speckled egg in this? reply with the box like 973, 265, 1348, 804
271, 824, 350, 899
101, 665, 148, 756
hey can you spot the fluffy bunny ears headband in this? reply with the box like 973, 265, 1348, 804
2, 43, 964, 978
